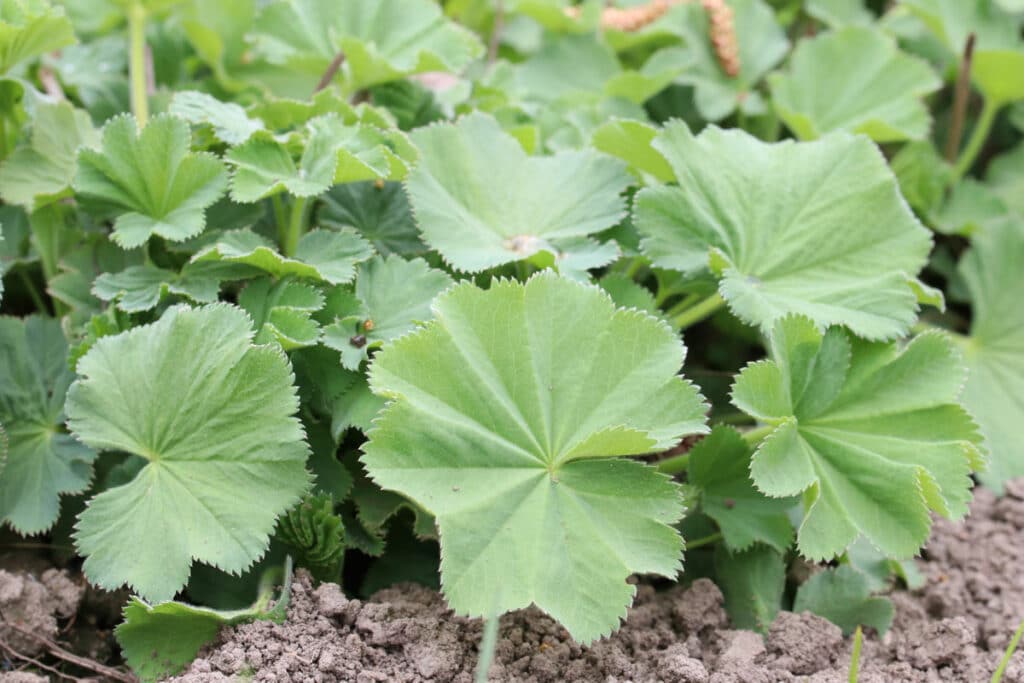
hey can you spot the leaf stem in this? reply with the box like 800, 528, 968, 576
684, 532, 723, 551
0, 114, 7, 160
272, 194, 287, 244
18, 269, 49, 314
656, 452, 690, 475
664, 292, 700, 317
741, 424, 773, 445
314, 51, 346, 94
488, 0, 505, 63
952, 97, 999, 183
671, 292, 725, 330
283, 197, 309, 257
623, 256, 645, 281
475, 614, 499, 683
849, 625, 863, 683
128, 2, 149, 126
991, 619, 1024, 683
944, 33, 977, 163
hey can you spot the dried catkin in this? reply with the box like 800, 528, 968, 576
563, 0, 740, 77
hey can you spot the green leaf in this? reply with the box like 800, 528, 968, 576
362, 273, 708, 642
671, 0, 789, 120
933, 179, 1011, 236
168, 90, 264, 145
249, 0, 483, 93
634, 122, 934, 340
92, 263, 234, 312
714, 544, 785, 633
890, 141, 953, 215
116, 558, 293, 683
319, 181, 426, 256
0, 316, 95, 534
321, 255, 453, 370
66, 304, 311, 601
74, 114, 229, 248
591, 119, 675, 183
0, 0, 76, 74
597, 273, 659, 316
793, 565, 894, 635
238, 277, 324, 350
0, 98, 100, 209
769, 27, 941, 142
276, 493, 345, 581
987, 142, 1024, 217
731, 315, 985, 561
192, 228, 374, 285
959, 220, 1024, 491
805, 0, 874, 27
688, 426, 794, 553
405, 112, 631, 272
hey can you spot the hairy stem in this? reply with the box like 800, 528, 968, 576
952, 97, 999, 183
283, 197, 309, 257
684, 531, 723, 551
671, 292, 725, 330
741, 424, 773, 445
128, 2, 149, 126
656, 452, 691, 475
944, 33, 976, 163
475, 614, 500, 683
848, 625, 863, 683
18, 269, 49, 314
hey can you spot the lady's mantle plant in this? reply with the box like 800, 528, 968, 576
0, 0, 1019, 680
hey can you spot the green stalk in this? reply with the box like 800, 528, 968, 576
656, 452, 690, 475
741, 424, 774, 445
664, 292, 700, 317
128, 2, 149, 126
475, 614, 499, 683
671, 292, 725, 330
684, 532, 723, 551
991, 619, 1024, 683
952, 98, 999, 183
0, 115, 7, 159
272, 194, 287, 246
623, 257, 644, 280
848, 625, 863, 683
18, 270, 48, 314
282, 197, 309, 257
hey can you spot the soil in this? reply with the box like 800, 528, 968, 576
164, 480, 1024, 683
2, 480, 1021, 682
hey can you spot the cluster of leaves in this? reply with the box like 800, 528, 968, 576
0, 0, 1020, 679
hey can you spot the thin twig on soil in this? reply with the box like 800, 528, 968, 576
4, 622, 137, 683
0, 639, 87, 682
945, 33, 976, 163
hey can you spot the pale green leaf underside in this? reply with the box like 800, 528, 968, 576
73, 114, 228, 248
169, 90, 264, 145
769, 27, 941, 142
405, 112, 631, 273
731, 315, 984, 561
635, 122, 934, 340
116, 558, 292, 683
192, 228, 374, 285
362, 273, 708, 642
959, 220, 1024, 491
0, 98, 99, 209
250, 0, 482, 92
66, 304, 310, 602
0, 316, 95, 534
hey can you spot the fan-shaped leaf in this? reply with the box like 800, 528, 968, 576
405, 112, 631, 272
249, 0, 483, 93
319, 181, 425, 256
192, 228, 374, 285
634, 122, 934, 340
794, 565, 894, 636
0, 316, 95, 534
276, 493, 345, 581
239, 278, 324, 350
0, 0, 76, 74
769, 27, 941, 142
321, 255, 453, 370
169, 91, 263, 145
92, 263, 248, 313
731, 315, 985, 560
74, 114, 229, 248
0, 98, 100, 209
66, 304, 311, 601
362, 273, 708, 642
959, 220, 1024, 491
